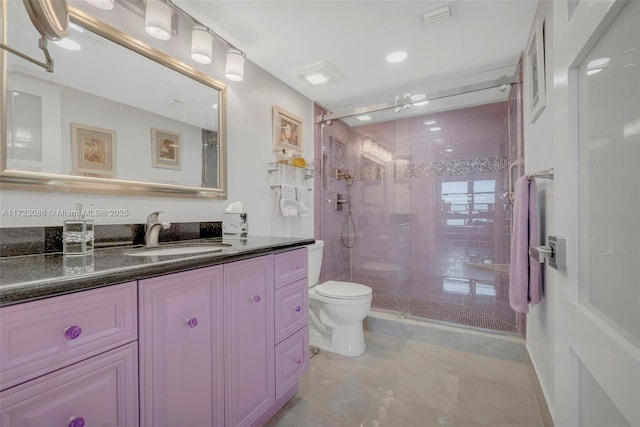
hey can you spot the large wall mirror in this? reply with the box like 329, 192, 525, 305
1, 0, 227, 198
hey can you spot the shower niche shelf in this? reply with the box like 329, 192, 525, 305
267, 162, 314, 180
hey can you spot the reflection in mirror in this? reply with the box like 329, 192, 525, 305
1, 0, 227, 198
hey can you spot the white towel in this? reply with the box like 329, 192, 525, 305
296, 186, 309, 216
279, 184, 299, 217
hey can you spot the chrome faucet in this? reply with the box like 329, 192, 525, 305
145, 211, 171, 247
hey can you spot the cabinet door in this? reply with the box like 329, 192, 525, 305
139, 266, 224, 427
0, 343, 138, 427
224, 255, 275, 427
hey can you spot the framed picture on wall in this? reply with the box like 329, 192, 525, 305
273, 106, 303, 155
71, 123, 116, 178
525, 17, 546, 123
151, 128, 181, 170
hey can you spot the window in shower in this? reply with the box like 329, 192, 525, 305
441, 179, 496, 226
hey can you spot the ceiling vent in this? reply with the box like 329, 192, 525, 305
417, 3, 453, 29
290, 61, 343, 86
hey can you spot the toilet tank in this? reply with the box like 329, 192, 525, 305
306, 240, 324, 287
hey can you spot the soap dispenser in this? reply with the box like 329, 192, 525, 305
63, 203, 94, 256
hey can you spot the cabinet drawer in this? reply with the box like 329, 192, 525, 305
275, 326, 308, 400
274, 248, 307, 288
0, 282, 137, 391
0, 342, 138, 427
274, 279, 308, 344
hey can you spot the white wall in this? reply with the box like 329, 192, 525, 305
0, 18, 314, 238
522, 1, 557, 421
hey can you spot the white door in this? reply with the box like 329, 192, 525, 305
556, 0, 640, 425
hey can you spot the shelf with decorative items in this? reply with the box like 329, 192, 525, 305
267, 162, 314, 180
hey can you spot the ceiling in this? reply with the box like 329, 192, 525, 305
176, 0, 538, 117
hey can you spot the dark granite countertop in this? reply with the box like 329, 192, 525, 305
0, 236, 314, 307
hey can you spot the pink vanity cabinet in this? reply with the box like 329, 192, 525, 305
0, 282, 139, 427
139, 265, 224, 427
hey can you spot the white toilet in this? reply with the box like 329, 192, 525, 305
307, 240, 372, 357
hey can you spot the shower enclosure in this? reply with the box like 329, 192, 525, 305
314, 66, 525, 334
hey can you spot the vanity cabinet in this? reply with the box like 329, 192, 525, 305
0, 282, 139, 427
139, 266, 224, 427
0, 245, 309, 427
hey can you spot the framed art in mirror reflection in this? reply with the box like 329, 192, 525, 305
151, 128, 182, 170
71, 123, 116, 178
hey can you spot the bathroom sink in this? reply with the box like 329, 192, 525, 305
126, 243, 231, 257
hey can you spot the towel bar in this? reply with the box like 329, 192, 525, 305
270, 184, 312, 190
505, 167, 554, 205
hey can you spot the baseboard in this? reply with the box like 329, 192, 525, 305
525, 349, 554, 426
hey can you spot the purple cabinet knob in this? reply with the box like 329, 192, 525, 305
294, 359, 302, 365
186, 317, 198, 328
294, 306, 301, 312
67, 416, 85, 427
64, 325, 82, 340
251, 295, 261, 303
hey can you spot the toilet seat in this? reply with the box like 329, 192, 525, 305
315, 281, 372, 299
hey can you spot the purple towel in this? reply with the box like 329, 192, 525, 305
509, 175, 542, 313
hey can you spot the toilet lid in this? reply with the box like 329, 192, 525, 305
315, 281, 372, 299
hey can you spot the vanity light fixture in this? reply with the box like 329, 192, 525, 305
145, 0, 172, 41
191, 25, 213, 64
86, 0, 114, 10
225, 49, 245, 81
357, 115, 372, 121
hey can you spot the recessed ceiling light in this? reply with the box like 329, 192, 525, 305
410, 93, 426, 101
386, 51, 407, 63
444, 148, 454, 153
357, 115, 372, 121
424, 120, 438, 126
213, 104, 218, 109
429, 127, 442, 132
53, 38, 81, 51
587, 57, 610, 69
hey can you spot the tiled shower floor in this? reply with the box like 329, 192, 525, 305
372, 295, 518, 334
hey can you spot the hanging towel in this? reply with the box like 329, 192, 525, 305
279, 184, 299, 217
509, 175, 542, 313
296, 186, 310, 216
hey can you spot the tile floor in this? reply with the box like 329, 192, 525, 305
266, 331, 545, 427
